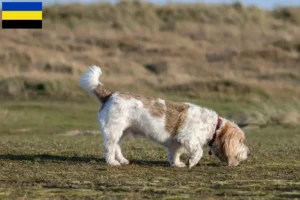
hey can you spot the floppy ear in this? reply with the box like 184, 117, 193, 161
217, 122, 237, 163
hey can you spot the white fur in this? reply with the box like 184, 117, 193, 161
79, 65, 102, 97
79, 66, 249, 168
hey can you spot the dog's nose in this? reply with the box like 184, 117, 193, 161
247, 151, 251, 156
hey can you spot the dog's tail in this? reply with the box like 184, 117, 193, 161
79, 66, 112, 103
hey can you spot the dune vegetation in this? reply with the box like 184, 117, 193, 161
0, 1, 300, 199
1, 1, 300, 124
1, 1, 300, 100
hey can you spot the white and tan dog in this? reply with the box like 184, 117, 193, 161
79, 66, 250, 168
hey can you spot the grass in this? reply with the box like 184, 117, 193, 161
0, 99, 299, 199
1, 2, 300, 101
43, 2, 300, 26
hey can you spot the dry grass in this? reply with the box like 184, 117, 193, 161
1, 1, 300, 125
0, 2, 299, 101
230, 101, 300, 127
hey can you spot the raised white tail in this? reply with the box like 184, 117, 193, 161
79, 66, 112, 103
79, 66, 102, 95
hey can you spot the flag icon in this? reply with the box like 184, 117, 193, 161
2, 2, 43, 29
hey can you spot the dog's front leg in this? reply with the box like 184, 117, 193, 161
188, 145, 203, 168
168, 148, 186, 168
168, 141, 186, 167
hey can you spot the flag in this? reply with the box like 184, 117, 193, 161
2, 2, 43, 29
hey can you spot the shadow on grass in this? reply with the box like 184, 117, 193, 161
0, 154, 105, 163
278, 194, 300, 198
0, 154, 170, 167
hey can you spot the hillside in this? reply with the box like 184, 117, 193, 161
0, 1, 300, 101
0, 3, 300, 198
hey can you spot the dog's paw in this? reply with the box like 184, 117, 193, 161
188, 160, 198, 168
107, 160, 121, 166
172, 162, 186, 168
119, 158, 130, 165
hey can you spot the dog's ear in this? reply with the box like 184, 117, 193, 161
214, 121, 248, 166
217, 122, 239, 164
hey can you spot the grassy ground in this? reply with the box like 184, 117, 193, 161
0, 99, 299, 199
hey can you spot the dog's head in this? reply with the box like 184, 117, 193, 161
210, 121, 250, 166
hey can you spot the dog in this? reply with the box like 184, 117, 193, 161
79, 66, 250, 168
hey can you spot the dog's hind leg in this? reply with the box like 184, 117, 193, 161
99, 108, 129, 166
101, 127, 125, 166
103, 138, 120, 166
114, 132, 129, 165
115, 144, 129, 165
101, 121, 131, 166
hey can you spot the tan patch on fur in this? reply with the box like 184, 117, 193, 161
165, 101, 189, 135
119, 93, 165, 118
119, 93, 189, 135
94, 86, 112, 103
148, 101, 165, 117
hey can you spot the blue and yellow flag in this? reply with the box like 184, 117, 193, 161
2, 2, 43, 29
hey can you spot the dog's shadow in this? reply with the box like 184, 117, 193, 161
0, 154, 170, 167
